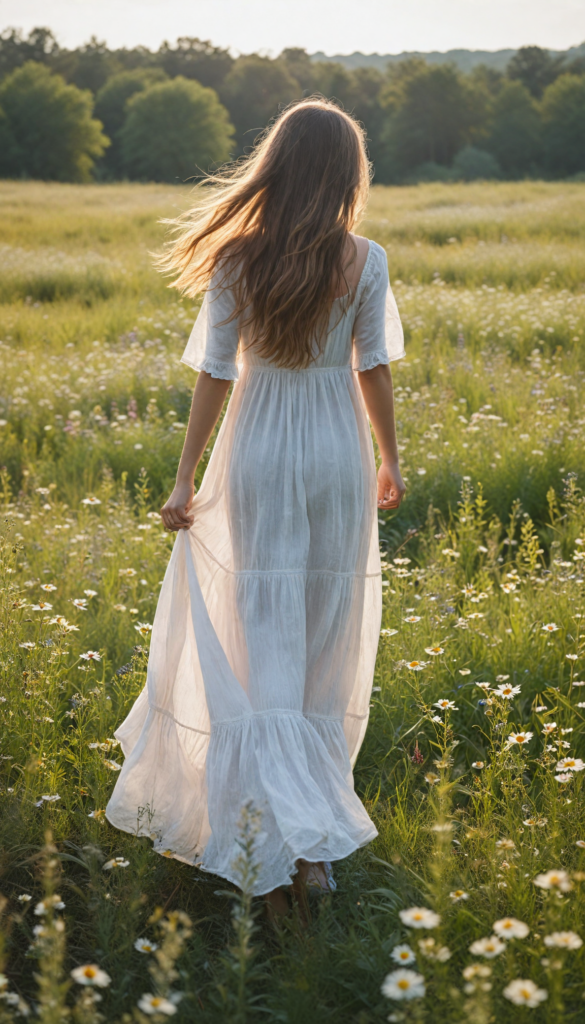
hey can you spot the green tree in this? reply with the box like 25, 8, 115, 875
484, 79, 542, 177
156, 37, 233, 91
61, 36, 118, 94
452, 145, 501, 180
541, 73, 585, 176
120, 76, 234, 182
381, 61, 482, 177
94, 68, 168, 177
0, 61, 108, 181
507, 45, 565, 99
220, 55, 300, 152
0, 26, 59, 80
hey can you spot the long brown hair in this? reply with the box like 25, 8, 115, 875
157, 98, 371, 369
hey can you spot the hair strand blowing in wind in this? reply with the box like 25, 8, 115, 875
156, 97, 372, 369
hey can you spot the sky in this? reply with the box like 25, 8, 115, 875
2, 0, 585, 57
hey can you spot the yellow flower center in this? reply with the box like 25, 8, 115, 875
397, 980, 410, 990
83, 968, 97, 978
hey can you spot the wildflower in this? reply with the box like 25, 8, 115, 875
406, 661, 428, 671
19, 642, 36, 650
495, 683, 521, 699
503, 979, 548, 1008
34, 895, 65, 915
381, 969, 426, 1001
80, 651, 101, 662
459, 668, 471, 676
103, 857, 129, 870
475, 682, 491, 690
72, 599, 88, 610
533, 870, 573, 892
40, 584, 57, 592
418, 937, 451, 961
399, 907, 440, 929
84, 589, 97, 597
556, 757, 585, 772
103, 760, 122, 771
442, 549, 460, 558
380, 628, 398, 636
469, 936, 506, 958
501, 583, 517, 593
134, 938, 159, 953
113, 604, 127, 612
137, 994, 178, 1015
390, 944, 415, 965
118, 568, 137, 577
542, 623, 559, 633
495, 839, 515, 850
461, 585, 476, 597
434, 699, 457, 711
432, 822, 453, 833
449, 890, 469, 902
40, 794, 60, 802
31, 602, 52, 611
394, 558, 411, 565
81, 496, 102, 506
566, 653, 579, 661
467, 612, 485, 620
425, 646, 445, 656
135, 622, 153, 636
543, 931, 582, 950
403, 616, 421, 624
576, 840, 585, 849
493, 918, 529, 939
463, 964, 491, 981
554, 773, 573, 783
542, 722, 557, 734
70, 964, 111, 987
472, 761, 485, 769
507, 731, 533, 747
425, 772, 439, 784
88, 810, 105, 820
495, 674, 509, 682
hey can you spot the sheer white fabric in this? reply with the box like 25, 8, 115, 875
106, 240, 405, 895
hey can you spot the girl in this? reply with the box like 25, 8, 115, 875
106, 98, 405, 919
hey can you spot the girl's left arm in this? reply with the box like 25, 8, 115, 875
160, 371, 231, 531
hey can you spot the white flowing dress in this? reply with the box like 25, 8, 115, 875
106, 239, 405, 895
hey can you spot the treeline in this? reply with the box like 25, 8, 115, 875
1, 27, 585, 184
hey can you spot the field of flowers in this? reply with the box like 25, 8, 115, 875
1, 179, 585, 1023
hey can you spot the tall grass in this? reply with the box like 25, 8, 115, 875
0, 181, 584, 1022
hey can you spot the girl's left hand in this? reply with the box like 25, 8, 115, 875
160, 479, 195, 531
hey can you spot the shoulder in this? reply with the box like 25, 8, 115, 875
355, 238, 389, 297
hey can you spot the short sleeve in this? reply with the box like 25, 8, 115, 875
180, 269, 240, 380
351, 242, 405, 372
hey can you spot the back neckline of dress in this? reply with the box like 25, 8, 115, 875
332, 239, 372, 304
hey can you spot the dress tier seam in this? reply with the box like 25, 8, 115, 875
148, 702, 369, 735
189, 534, 381, 580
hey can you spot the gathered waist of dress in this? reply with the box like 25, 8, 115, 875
240, 362, 354, 375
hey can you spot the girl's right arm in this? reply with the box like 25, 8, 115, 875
358, 363, 406, 510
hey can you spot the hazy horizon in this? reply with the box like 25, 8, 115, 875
2, 0, 585, 57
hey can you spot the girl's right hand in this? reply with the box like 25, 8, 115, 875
160, 479, 195, 532
377, 461, 405, 510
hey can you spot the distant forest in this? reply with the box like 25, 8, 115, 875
1, 27, 585, 184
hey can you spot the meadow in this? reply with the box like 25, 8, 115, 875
0, 179, 585, 1023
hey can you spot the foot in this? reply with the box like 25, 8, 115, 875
296, 859, 336, 893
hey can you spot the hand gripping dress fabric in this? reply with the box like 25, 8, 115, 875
105, 240, 405, 895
